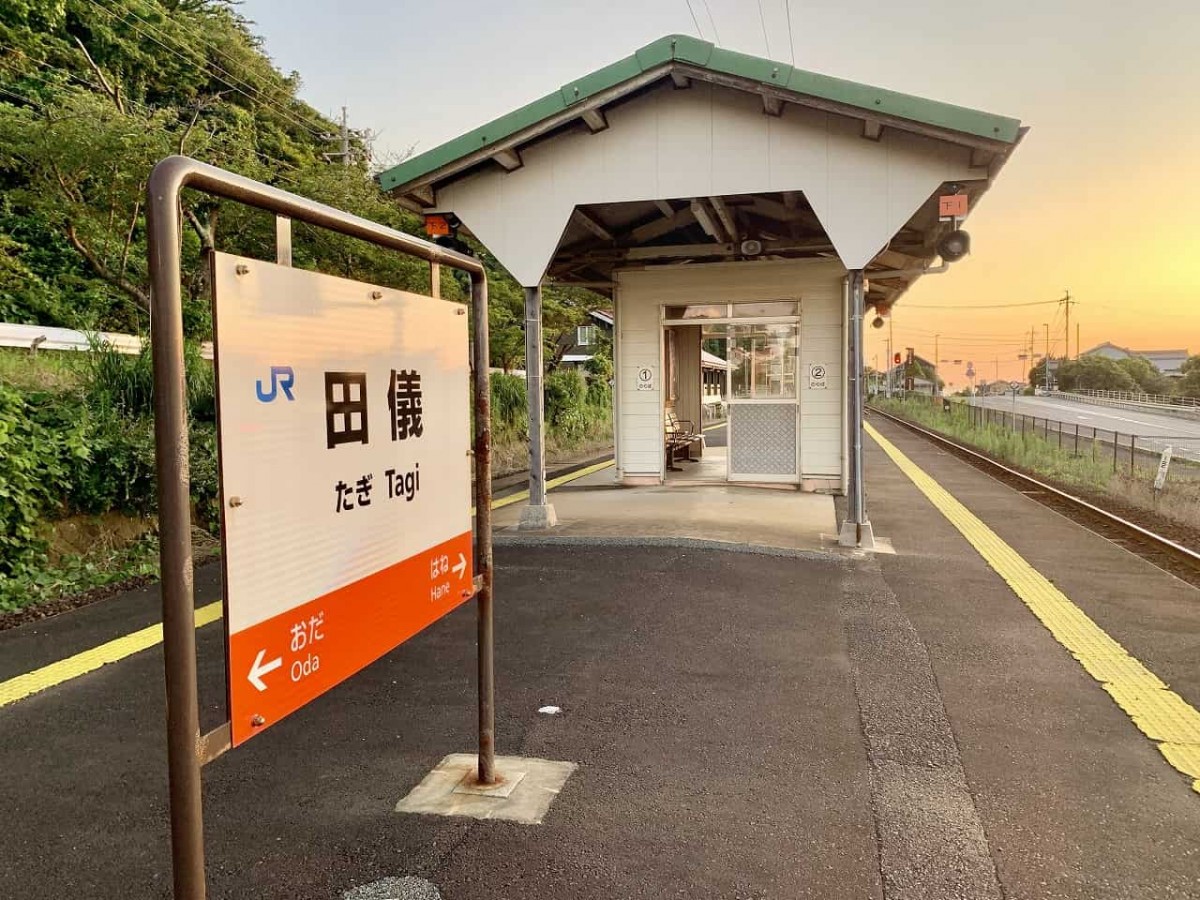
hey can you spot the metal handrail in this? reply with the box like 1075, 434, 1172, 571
1067, 387, 1200, 408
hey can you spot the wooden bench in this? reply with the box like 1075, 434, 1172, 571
665, 410, 702, 471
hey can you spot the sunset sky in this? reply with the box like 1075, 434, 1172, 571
243, 0, 1199, 387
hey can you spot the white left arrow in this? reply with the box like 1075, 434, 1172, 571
247, 649, 283, 692
452, 553, 467, 580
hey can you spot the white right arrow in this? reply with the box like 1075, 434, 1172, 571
247, 649, 283, 692
452, 553, 467, 580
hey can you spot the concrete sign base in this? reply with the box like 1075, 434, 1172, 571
838, 519, 877, 550
518, 503, 559, 531
395, 753, 576, 824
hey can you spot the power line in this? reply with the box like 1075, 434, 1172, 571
82, 0, 330, 139
106, 0, 330, 137
700, 0, 721, 45
0, 57, 308, 189
0, 84, 45, 109
784, 0, 795, 65
900, 298, 1063, 310
756, 0, 771, 56
0, 55, 156, 116
684, 0, 705, 38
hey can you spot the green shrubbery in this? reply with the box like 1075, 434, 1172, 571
0, 345, 217, 609
1, 349, 611, 609
490, 369, 612, 448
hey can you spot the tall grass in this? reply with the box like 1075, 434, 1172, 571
83, 341, 214, 422
872, 397, 1113, 491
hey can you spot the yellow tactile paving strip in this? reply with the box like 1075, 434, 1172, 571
0, 602, 222, 708
866, 421, 1200, 794
0, 459, 616, 709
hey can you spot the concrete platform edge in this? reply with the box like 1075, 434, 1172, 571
494, 532, 845, 561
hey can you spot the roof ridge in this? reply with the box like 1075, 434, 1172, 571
379, 33, 1021, 196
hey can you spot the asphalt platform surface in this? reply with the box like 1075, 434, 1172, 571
2, 413, 1199, 898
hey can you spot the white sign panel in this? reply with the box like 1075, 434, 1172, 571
1154, 446, 1173, 491
635, 366, 656, 392
212, 253, 473, 745
807, 363, 828, 390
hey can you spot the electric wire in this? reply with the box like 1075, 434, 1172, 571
684, 0, 705, 39
900, 298, 1064, 310
1, 58, 310, 193
757, 0, 771, 56
701, 0, 722, 45
81, 0, 331, 140
784, 0, 796, 65
99, 0, 330, 137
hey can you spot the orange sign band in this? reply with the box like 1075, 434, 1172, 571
228, 531, 474, 746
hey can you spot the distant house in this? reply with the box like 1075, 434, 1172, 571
885, 354, 940, 395
1082, 342, 1190, 378
558, 309, 614, 369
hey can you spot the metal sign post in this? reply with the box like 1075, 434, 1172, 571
146, 156, 493, 900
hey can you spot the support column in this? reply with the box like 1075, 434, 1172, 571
840, 270, 876, 549
519, 284, 557, 529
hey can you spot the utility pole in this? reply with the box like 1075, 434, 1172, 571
1061, 290, 1074, 359
1077, 322, 1081, 360
934, 333, 940, 397
887, 316, 894, 398
340, 106, 350, 167
1044, 322, 1051, 390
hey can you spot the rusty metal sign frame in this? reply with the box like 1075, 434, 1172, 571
146, 155, 494, 900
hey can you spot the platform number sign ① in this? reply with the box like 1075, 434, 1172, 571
213, 253, 474, 746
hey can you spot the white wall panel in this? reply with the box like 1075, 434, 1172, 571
435, 81, 979, 284
615, 258, 846, 484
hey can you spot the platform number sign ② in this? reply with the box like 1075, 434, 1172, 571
213, 253, 474, 746
808, 363, 828, 390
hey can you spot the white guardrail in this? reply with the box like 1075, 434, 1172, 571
0, 322, 213, 359
1047, 389, 1200, 421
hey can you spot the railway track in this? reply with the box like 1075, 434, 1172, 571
868, 407, 1200, 588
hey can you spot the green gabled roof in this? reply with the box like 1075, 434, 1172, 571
379, 34, 1021, 195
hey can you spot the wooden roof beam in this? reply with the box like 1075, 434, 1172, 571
630, 205, 697, 243
581, 108, 609, 133
708, 197, 739, 243
690, 199, 727, 243
492, 148, 523, 172
572, 207, 615, 242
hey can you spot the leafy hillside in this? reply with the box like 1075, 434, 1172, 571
0, 0, 601, 356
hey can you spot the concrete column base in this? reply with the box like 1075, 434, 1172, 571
518, 503, 558, 531
838, 519, 877, 549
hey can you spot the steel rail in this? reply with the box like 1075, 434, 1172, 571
868, 406, 1200, 570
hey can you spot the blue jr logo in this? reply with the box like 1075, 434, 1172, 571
256, 366, 296, 403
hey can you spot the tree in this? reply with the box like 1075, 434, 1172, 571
1055, 356, 1139, 392
1116, 356, 1170, 396
487, 279, 526, 374
1177, 355, 1200, 399
1028, 357, 1053, 389
0, 0, 350, 336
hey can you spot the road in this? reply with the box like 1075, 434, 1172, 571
973, 393, 1200, 461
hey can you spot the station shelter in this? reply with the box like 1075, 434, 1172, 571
380, 35, 1024, 546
